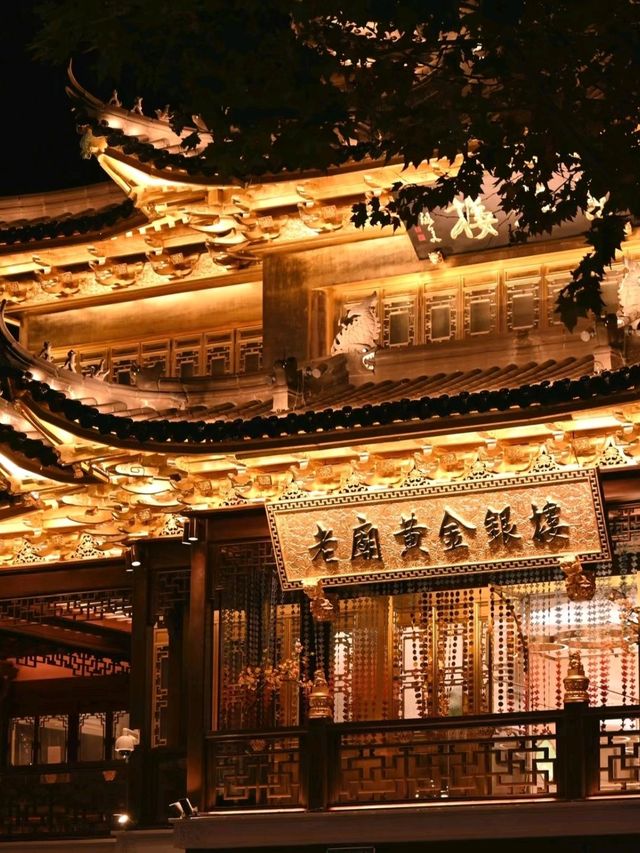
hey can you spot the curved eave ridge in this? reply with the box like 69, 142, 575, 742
87, 121, 218, 181
67, 63, 210, 153
0, 408, 81, 480
0, 197, 138, 248
72, 70, 417, 188
6, 362, 640, 452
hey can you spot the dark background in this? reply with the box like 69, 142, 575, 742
1, 3, 104, 196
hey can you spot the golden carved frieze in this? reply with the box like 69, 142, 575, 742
266, 469, 610, 589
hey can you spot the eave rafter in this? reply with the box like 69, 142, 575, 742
0, 353, 639, 568
1, 75, 640, 568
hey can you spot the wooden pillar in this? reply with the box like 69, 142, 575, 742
558, 701, 599, 799
128, 558, 155, 825
0, 662, 17, 767
186, 529, 210, 806
165, 605, 187, 748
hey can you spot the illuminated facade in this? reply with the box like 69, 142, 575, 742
1, 74, 640, 852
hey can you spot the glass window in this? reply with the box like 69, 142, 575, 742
469, 299, 492, 334
383, 296, 415, 347
511, 292, 535, 329
37, 715, 68, 764
430, 305, 452, 341
9, 717, 35, 766
389, 312, 410, 346
78, 713, 106, 762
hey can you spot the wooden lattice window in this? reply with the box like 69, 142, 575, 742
140, 340, 169, 374
238, 330, 263, 373
425, 291, 457, 343
464, 286, 497, 336
506, 276, 540, 331
111, 345, 140, 384
174, 336, 202, 377
382, 294, 416, 347
205, 333, 233, 376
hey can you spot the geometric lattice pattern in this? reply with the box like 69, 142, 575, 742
152, 568, 190, 625
0, 589, 132, 623
152, 629, 170, 747
14, 652, 130, 677
598, 715, 640, 793
0, 765, 126, 839
207, 734, 301, 808
333, 724, 557, 804
608, 503, 640, 553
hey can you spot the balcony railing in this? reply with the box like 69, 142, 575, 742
331, 713, 559, 805
0, 762, 127, 839
206, 729, 302, 809
594, 707, 640, 794
4, 707, 638, 838
204, 705, 640, 812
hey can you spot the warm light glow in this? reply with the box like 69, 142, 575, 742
201, 808, 305, 816
330, 798, 558, 811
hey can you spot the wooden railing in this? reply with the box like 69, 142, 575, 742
204, 704, 640, 811
4, 706, 639, 837
0, 762, 127, 839
591, 706, 640, 795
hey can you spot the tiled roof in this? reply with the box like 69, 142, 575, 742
0, 304, 633, 451
41, 356, 593, 428
305, 357, 595, 410
5, 355, 638, 454
128, 356, 593, 423
0, 198, 138, 248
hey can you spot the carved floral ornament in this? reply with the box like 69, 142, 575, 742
558, 553, 596, 602
0, 193, 357, 307
0, 405, 633, 571
1, 350, 640, 569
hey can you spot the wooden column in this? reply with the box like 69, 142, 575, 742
186, 528, 210, 806
0, 662, 17, 767
185, 509, 271, 810
165, 604, 187, 748
128, 557, 155, 825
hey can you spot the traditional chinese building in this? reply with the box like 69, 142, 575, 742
1, 73, 640, 853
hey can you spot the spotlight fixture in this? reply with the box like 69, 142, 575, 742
182, 517, 199, 544
124, 544, 142, 572
169, 798, 198, 818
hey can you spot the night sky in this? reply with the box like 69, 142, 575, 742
1, 4, 105, 197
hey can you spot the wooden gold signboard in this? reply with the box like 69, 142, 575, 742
266, 469, 610, 589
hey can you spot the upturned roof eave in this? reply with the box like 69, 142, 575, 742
11, 373, 640, 457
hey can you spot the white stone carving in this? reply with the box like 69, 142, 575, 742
618, 259, 640, 333
63, 350, 78, 372
331, 293, 380, 367
38, 341, 54, 362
